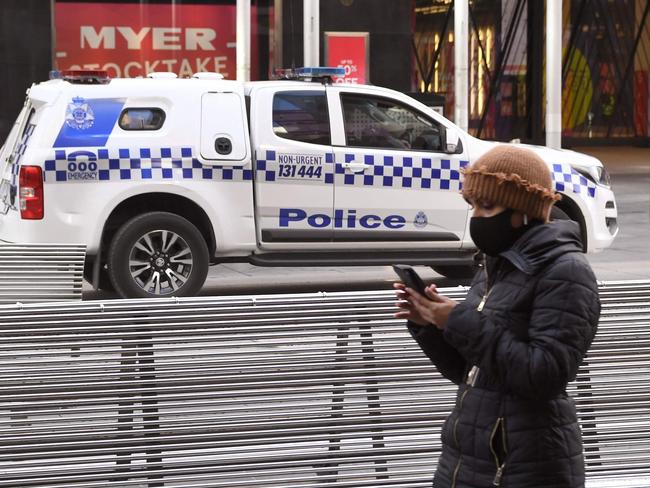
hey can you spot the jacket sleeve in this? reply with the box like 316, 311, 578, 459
407, 321, 467, 385
442, 257, 600, 400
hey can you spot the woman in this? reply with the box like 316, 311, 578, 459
395, 145, 600, 487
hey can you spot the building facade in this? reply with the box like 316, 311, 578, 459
2, 0, 650, 146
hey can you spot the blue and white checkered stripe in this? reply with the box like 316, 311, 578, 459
9, 124, 36, 186
255, 150, 469, 191
551, 163, 597, 198
43, 147, 253, 183
335, 154, 469, 191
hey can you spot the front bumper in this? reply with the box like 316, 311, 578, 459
584, 184, 618, 253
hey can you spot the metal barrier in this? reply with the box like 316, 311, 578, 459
0, 243, 85, 304
0, 280, 649, 487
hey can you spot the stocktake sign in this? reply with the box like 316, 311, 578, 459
54, 3, 255, 79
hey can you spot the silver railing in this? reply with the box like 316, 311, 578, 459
0, 243, 85, 303
0, 280, 649, 487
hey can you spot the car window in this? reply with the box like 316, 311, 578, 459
272, 91, 331, 145
340, 93, 442, 151
21, 108, 36, 138
119, 108, 165, 130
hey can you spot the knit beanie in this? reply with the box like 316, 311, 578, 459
461, 145, 561, 222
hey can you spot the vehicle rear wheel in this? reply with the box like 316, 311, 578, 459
108, 212, 209, 298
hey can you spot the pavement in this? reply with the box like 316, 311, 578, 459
82, 145, 650, 300
574, 146, 650, 175
575, 146, 650, 282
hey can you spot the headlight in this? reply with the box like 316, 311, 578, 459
571, 165, 611, 188
598, 166, 611, 187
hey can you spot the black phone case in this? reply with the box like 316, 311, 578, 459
392, 264, 427, 295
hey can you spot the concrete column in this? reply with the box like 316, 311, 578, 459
274, 0, 283, 69
303, 0, 319, 66
454, 0, 469, 131
546, 0, 562, 148
236, 0, 251, 81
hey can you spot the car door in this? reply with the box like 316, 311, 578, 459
249, 86, 335, 249
329, 89, 469, 249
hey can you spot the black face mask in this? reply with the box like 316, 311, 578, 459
470, 208, 528, 257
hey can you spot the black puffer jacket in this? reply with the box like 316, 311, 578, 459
409, 220, 600, 488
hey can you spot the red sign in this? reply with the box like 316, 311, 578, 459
325, 32, 369, 84
54, 2, 257, 79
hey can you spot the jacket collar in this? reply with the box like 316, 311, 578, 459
498, 220, 584, 275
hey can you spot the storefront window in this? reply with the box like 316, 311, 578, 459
414, 0, 650, 142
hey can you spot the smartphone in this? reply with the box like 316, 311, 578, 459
392, 264, 427, 295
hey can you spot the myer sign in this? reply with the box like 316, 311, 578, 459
79, 27, 219, 51
54, 3, 259, 79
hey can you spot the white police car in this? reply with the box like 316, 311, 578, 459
0, 67, 618, 298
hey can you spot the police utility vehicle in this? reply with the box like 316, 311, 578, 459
0, 67, 618, 298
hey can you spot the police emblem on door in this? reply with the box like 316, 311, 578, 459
65, 97, 95, 130
414, 211, 428, 229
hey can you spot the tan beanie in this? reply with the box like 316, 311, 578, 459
461, 145, 561, 221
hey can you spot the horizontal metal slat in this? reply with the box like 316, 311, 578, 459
0, 242, 85, 304
1, 280, 650, 486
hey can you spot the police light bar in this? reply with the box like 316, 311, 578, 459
50, 70, 111, 85
296, 67, 346, 77
274, 67, 346, 82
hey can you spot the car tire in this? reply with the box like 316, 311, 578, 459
107, 211, 209, 299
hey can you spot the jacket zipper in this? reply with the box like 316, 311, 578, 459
478, 256, 499, 312
477, 259, 492, 312
453, 256, 495, 488
489, 417, 508, 486
477, 290, 491, 312
477, 260, 508, 486
451, 458, 462, 488
451, 388, 470, 488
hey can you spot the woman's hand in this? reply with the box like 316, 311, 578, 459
393, 282, 458, 329
394, 282, 429, 325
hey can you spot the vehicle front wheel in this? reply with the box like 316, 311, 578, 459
107, 212, 209, 298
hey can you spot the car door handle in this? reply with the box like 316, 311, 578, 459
342, 162, 369, 173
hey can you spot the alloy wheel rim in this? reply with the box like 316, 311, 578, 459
128, 229, 193, 295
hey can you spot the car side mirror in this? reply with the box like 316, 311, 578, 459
443, 127, 460, 154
